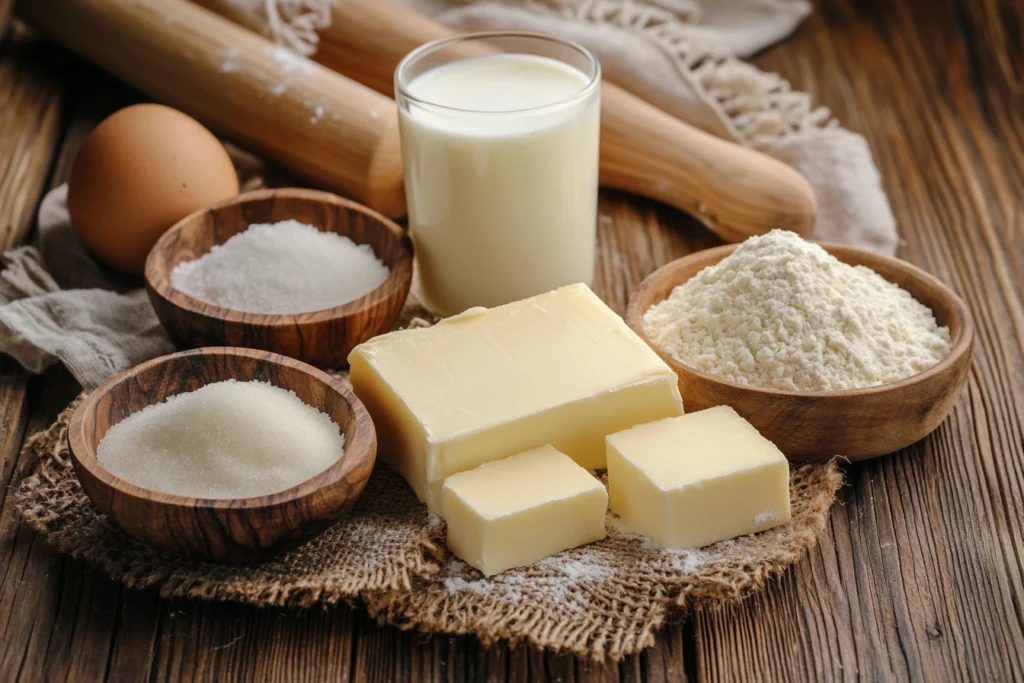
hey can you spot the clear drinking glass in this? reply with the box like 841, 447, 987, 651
395, 32, 601, 317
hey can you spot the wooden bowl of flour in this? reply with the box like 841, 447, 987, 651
68, 347, 377, 563
145, 188, 414, 368
626, 243, 974, 461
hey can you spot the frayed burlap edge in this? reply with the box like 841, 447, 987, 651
14, 397, 842, 660
363, 462, 843, 660
674, 462, 841, 606
13, 396, 445, 607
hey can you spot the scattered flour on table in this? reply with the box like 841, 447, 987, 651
171, 219, 390, 314
440, 510, 706, 605
441, 555, 594, 612
642, 230, 952, 392
557, 559, 615, 581
605, 514, 707, 573
754, 508, 781, 526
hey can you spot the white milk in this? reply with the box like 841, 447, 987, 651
398, 53, 600, 316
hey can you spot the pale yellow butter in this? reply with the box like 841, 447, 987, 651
606, 406, 790, 549
441, 445, 608, 576
348, 283, 684, 512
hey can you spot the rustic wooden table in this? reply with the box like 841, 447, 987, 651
1, 0, 1022, 680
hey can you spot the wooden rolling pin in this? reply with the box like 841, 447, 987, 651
16, 0, 406, 218
197, 0, 817, 242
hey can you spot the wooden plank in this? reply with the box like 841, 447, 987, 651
0, 20, 66, 506
0, 22, 63, 250
0, 0, 13, 42
0, 21, 67, 683
144, 601, 356, 682
692, 0, 1024, 680
0, 62, 158, 683
641, 625, 691, 682
0, 366, 109, 682
0, 359, 28, 509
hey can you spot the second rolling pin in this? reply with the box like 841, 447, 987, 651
197, 0, 817, 242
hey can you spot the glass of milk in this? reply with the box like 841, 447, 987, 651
395, 32, 601, 316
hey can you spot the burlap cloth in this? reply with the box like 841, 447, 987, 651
7, 1, 849, 656
13, 391, 842, 660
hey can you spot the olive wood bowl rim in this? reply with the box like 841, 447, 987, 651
67, 346, 375, 512
144, 188, 414, 328
625, 242, 975, 399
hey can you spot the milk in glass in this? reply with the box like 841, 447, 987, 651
397, 43, 600, 316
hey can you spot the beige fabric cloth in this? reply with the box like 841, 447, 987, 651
0, 186, 174, 388
0, 146, 270, 388
14, 395, 843, 660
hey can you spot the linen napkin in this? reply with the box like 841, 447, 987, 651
0, 186, 173, 388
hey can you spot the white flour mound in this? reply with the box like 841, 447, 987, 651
643, 230, 952, 392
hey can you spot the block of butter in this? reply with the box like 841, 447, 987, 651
442, 445, 608, 576
606, 406, 791, 550
349, 283, 684, 512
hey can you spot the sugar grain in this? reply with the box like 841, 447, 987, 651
171, 219, 390, 314
97, 380, 345, 499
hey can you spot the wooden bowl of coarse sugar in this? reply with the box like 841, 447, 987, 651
625, 243, 974, 461
68, 347, 377, 564
145, 188, 414, 369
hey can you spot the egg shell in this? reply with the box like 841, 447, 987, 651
67, 103, 240, 275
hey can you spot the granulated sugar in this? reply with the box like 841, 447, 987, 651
643, 230, 953, 391
97, 380, 344, 499
171, 220, 390, 314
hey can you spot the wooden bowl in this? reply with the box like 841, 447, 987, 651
625, 243, 974, 461
145, 188, 414, 368
67, 347, 377, 563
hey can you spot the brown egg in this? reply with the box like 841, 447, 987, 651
67, 104, 239, 275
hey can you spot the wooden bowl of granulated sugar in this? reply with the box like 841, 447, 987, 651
68, 347, 377, 563
626, 240, 974, 461
145, 188, 414, 368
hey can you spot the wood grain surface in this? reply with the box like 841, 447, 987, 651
146, 188, 414, 369
625, 243, 975, 461
0, 23, 62, 250
68, 347, 377, 563
1, 0, 1022, 680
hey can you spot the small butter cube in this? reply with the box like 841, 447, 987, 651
349, 283, 683, 513
606, 406, 790, 549
441, 445, 608, 576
